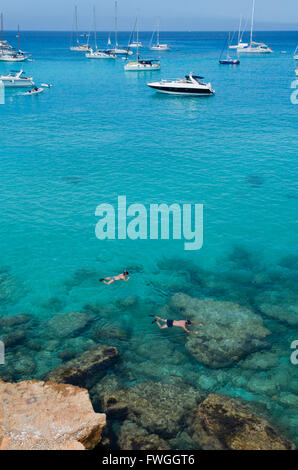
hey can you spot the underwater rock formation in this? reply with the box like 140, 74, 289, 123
0, 314, 32, 328
0, 380, 106, 450
256, 290, 298, 326
118, 421, 171, 450
47, 311, 92, 338
170, 293, 271, 368
102, 381, 203, 439
188, 394, 296, 450
44, 345, 119, 386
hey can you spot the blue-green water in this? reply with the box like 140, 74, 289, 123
0, 31, 298, 448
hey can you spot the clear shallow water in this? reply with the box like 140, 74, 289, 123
0, 31, 298, 447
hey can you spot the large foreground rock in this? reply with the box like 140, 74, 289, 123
102, 381, 202, 439
44, 345, 119, 386
170, 294, 271, 368
188, 394, 295, 450
0, 380, 106, 450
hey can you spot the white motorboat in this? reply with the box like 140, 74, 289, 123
150, 18, 170, 51
70, 6, 91, 52
237, 0, 273, 54
295, 69, 298, 77
0, 70, 34, 87
147, 72, 214, 95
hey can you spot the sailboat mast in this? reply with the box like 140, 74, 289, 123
93, 5, 97, 50
136, 14, 139, 60
115, 1, 118, 47
250, 0, 255, 46
157, 17, 160, 46
18, 24, 20, 52
75, 5, 79, 45
238, 15, 242, 44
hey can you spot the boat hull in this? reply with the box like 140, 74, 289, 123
219, 60, 240, 65
125, 64, 160, 71
150, 45, 170, 51
0, 79, 34, 87
147, 85, 214, 95
86, 52, 116, 59
0, 55, 28, 62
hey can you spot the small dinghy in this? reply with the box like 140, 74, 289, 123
24, 87, 44, 95
41, 83, 52, 88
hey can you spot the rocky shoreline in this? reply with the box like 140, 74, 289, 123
0, 342, 296, 450
1, 251, 298, 449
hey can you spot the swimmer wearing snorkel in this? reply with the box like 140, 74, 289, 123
151, 316, 203, 334
99, 270, 130, 285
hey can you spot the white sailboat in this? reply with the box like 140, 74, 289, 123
86, 6, 116, 59
125, 15, 160, 71
129, 17, 143, 48
229, 16, 248, 49
0, 20, 28, 62
294, 46, 298, 60
70, 6, 91, 52
150, 18, 170, 51
237, 0, 273, 54
107, 1, 133, 55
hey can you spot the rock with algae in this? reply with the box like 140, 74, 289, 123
47, 311, 92, 338
0, 380, 106, 450
118, 421, 171, 450
44, 345, 119, 386
187, 394, 296, 450
170, 293, 271, 368
102, 380, 203, 439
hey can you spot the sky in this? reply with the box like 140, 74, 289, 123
1, 0, 298, 31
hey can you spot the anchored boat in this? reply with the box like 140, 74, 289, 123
147, 72, 214, 95
0, 70, 34, 87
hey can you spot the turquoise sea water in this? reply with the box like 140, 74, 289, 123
1, 31, 298, 447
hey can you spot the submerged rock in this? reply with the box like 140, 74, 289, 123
2, 329, 26, 348
44, 345, 119, 386
170, 293, 271, 368
188, 394, 295, 450
118, 421, 171, 450
0, 380, 106, 450
256, 290, 298, 326
102, 381, 202, 439
47, 311, 92, 338
0, 314, 32, 328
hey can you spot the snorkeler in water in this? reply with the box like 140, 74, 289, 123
99, 270, 130, 285
150, 315, 203, 334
